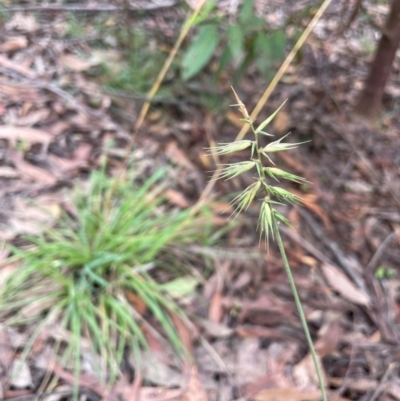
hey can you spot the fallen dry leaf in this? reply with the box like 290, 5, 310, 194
10, 359, 33, 389
14, 109, 50, 126
208, 290, 223, 323
0, 36, 28, 52
0, 125, 53, 147
8, 151, 57, 184
7, 12, 39, 32
253, 388, 322, 401
293, 353, 324, 390
165, 142, 196, 170
139, 387, 182, 401
272, 110, 290, 134
321, 263, 370, 306
0, 55, 36, 79
125, 290, 148, 316
315, 320, 341, 357
165, 189, 191, 208
182, 365, 208, 401
0, 166, 19, 178
126, 373, 142, 401
60, 54, 99, 72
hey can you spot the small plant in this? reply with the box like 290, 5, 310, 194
210, 89, 327, 401
181, 0, 286, 82
0, 168, 214, 394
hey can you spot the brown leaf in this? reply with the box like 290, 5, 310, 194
200, 319, 234, 338
48, 143, 92, 175
9, 151, 57, 184
0, 82, 39, 102
139, 387, 182, 401
0, 36, 28, 52
315, 321, 341, 357
126, 373, 142, 401
171, 314, 194, 356
14, 109, 50, 126
0, 327, 13, 380
236, 325, 290, 341
165, 189, 191, 208
321, 263, 370, 306
272, 110, 290, 134
208, 291, 222, 323
125, 290, 148, 316
51, 363, 116, 400
0, 55, 36, 79
0, 125, 53, 146
7, 13, 39, 32
60, 54, 99, 72
253, 388, 322, 401
293, 352, 324, 391
0, 166, 19, 178
165, 142, 196, 170
181, 365, 208, 401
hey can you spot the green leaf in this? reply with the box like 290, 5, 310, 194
216, 46, 233, 77
182, 24, 219, 80
161, 277, 200, 299
269, 29, 286, 60
239, 0, 255, 24
227, 24, 244, 59
255, 29, 286, 78
190, 0, 217, 26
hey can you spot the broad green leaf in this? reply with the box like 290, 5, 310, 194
227, 24, 244, 59
182, 24, 219, 80
242, 15, 266, 34
254, 29, 287, 78
216, 46, 233, 77
239, 0, 255, 24
190, 0, 217, 26
254, 31, 274, 77
269, 29, 286, 61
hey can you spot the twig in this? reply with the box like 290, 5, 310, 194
299, 208, 369, 294
363, 209, 400, 223
366, 231, 399, 273
3, 1, 177, 13
369, 362, 397, 401
336, 0, 364, 35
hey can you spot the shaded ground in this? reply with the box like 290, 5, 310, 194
0, 1, 400, 400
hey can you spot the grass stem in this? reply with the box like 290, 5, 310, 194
272, 218, 327, 401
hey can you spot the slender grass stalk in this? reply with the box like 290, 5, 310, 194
272, 219, 327, 401
211, 89, 327, 401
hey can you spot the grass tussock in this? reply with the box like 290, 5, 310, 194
0, 168, 214, 384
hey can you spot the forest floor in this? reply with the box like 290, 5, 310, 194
0, 1, 400, 401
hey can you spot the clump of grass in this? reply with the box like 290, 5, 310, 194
0, 168, 214, 390
210, 89, 327, 401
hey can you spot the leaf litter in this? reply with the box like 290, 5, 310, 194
0, 1, 400, 401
